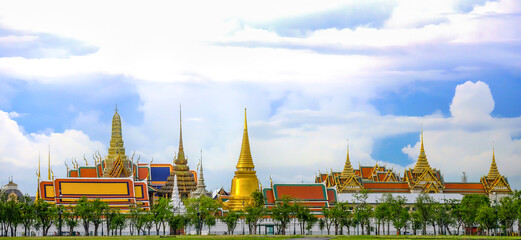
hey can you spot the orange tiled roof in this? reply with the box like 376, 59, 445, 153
360, 167, 373, 179
264, 189, 275, 204
275, 185, 327, 201
79, 167, 97, 178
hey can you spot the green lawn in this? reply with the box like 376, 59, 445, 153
2, 235, 520, 240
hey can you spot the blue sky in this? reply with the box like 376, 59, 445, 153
0, 0, 521, 194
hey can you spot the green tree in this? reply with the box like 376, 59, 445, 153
141, 211, 154, 235
63, 208, 79, 236
128, 204, 141, 235
5, 196, 21, 236
354, 190, 373, 235
514, 190, 521, 235
184, 195, 219, 235
270, 198, 293, 235
75, 196, 93, 236
104, 208, 117, 236
221, 210, 241, 235
111, 210, 127, 236
414, 193, 434, 235
152, 197, 171, 235
476, 204, 495, 235
294, 204, 311, 235
374, 200, 387, 235
460, 194, 490, 235
437, 199, 457, 235
306, 213, 318, 235
34, 199, 56, 236
498, 195, 516, 235
245, 191, 265, 234
410, 210, 422, 235
19, 195, 35, 237
389, 195, 409, 235
449, 199, 464, 235
204, 214, 217, 234
321, 207, 333, 235
168, 214, 187, 235
91, 199, 108, 236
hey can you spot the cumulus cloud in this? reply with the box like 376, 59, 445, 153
450, 81, 494, 120
0, 110, 104, 192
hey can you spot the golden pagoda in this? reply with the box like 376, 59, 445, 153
486, 147, 500, 181
159, 106, 196, 199
480, 147, 512, 195
412, 129, 431, 174
224, 109, 259, 211
103, 106, 132, 177
340, 141, 355, 179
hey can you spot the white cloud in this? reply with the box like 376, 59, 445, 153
450, 81, 494, 120
0, 110, 104, 193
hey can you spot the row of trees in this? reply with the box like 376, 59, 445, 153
2, 190, 521, 237
313, 191, 521, 236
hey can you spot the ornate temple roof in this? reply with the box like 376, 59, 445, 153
487, 147, 501, 181
340, 142, 355, 179
159, 106, 196, 198
413, 129, 432, 174
103, 106, 131, 177
190, 154, 212, 198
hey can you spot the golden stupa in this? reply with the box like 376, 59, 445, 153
224, 109, 259, 211
103, 107, 132, 177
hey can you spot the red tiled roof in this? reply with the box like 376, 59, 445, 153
275, 185, 327, 201
79, 167, 97, 178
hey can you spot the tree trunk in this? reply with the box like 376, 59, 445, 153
163, 222, 166, 235
387, 222, 390, 235
446, 225, 452, 235
432, 222, 436, 235
94, 225, 99, 236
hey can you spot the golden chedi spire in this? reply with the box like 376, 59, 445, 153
159, 105, 196, 199
487, 146, 500, 181
103, 105, 131, 177
236, 108, 255, 170
226, 108, 259, 211
340, 140, 355, 179
413, 128, 432, 174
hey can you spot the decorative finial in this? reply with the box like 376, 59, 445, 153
244, 108, 247, 130
115, 104, 118, 113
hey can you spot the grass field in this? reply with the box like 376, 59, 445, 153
2, 235, 520, 240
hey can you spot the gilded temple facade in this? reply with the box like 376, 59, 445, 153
316, 131, 512, 197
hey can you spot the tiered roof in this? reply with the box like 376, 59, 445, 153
159, 107, 196, 199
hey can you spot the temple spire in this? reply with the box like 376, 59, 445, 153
176, 104, 186, 164
108, 106, 125, 158
236, 108, 254, 170
413, 126, 431, 174
487, 146, 500, 181
179, 104, 183, 151
191, 149, 211, 198
340, 140, 355, 179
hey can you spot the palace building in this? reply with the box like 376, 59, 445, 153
37, 107, 198, 210
315, 130, 512, 197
